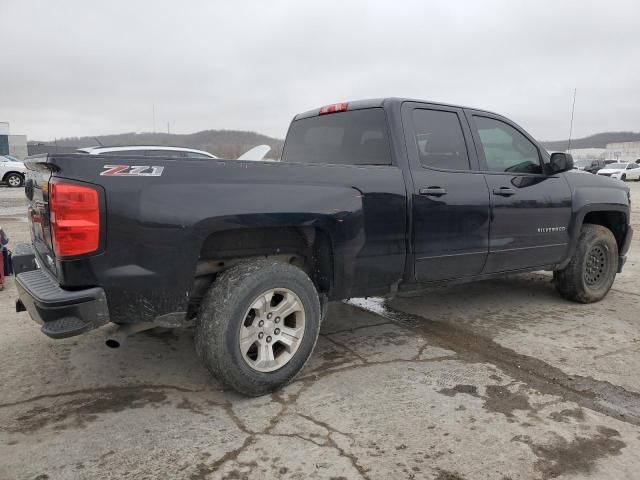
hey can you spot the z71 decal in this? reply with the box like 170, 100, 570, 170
100, 165, 165, 177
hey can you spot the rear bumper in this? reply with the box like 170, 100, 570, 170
14, 245, 110, 339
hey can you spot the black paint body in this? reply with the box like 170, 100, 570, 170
20, 98, 633, 328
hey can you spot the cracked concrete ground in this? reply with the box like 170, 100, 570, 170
1, 183, 640, 480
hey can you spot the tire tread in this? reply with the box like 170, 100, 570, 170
554, 224, 617, 303
195, 259, 321, 396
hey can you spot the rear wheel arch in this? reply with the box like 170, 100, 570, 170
187, 226, 335, 318
3, 171, 24, 185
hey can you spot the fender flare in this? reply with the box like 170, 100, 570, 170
3, 170, 25, 181
558, 203, 629, 270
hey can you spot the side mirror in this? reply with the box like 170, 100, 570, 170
548, 152, 574, 174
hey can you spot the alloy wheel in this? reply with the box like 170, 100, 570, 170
7, 175, 21, 187
238, 288, 306, 372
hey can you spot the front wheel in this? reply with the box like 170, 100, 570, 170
5, 173, 24, 187
196, 259, 321, 396
554, 224, 618, 303
621, 173, 626, 181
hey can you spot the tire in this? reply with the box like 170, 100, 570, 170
5, 173, 24, 188
621, 174, 626, 181
553, 224, 618, 303
195, 259, 321, 396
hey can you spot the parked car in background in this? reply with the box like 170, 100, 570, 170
77, 145, 273, 161
0, 154, 26, 187
77, 146, 218, 159
597, 162, 640, 181
573, 158, 606, 174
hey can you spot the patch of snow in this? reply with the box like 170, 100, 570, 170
345, 297, 387, 315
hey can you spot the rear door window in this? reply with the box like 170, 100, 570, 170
281, 108, 392, 166
411, 109, 470, 171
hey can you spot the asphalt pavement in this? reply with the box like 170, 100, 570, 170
1, 182, 639, 480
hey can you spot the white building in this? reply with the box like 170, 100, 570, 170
0, 122, 28, 159
567, 148, 607, 160
605, 141, 640, 162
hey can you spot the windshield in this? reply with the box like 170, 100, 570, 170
574, 159, 592, 167
3, 155, 21, 162
607, 163, 626, 169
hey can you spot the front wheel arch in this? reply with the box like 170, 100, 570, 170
560, 206, 629, 271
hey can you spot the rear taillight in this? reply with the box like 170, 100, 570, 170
319, 102, 348, 115
50, 180, 100, 257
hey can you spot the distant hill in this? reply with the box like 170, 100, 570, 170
29, 129, 285, 159
542, 132, 640, 152
32, 129, 640, 158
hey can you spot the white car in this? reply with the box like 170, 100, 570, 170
0, 155, 27, 187
77, 145, 272, 161
596, 162, 640, 181
77, 145, 218, 159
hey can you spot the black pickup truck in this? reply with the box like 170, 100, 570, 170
14, 98, 633, 396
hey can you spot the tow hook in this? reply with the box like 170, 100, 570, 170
104, 322, 157, 348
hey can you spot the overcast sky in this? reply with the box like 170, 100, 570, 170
1, 0, 639, 142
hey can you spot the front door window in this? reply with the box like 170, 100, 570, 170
474, 116, 541, 174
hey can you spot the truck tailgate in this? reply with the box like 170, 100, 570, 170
24, 156, 55, 274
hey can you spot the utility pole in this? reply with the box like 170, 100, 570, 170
167, 122, 170, 134
567, 88, 577, 153
152, 104, 156, 133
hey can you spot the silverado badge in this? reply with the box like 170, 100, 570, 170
537, 226, 567, 233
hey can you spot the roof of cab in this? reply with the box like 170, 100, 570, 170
293, 97, 498, 121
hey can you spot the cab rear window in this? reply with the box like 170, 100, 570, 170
281, 108, 392, 166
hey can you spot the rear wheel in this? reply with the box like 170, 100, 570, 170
196, 259, 321, 396
554, 224, 618, 303
5, 173, 23, 187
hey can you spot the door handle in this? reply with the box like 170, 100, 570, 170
419, 187, 447, 197
493, 187, 515, 197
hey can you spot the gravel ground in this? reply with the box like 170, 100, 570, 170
1, 182, 639, 480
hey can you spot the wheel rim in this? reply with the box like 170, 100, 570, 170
238, 288, 306, 373
8, 175, 20, 186
584, 244, 608, 287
